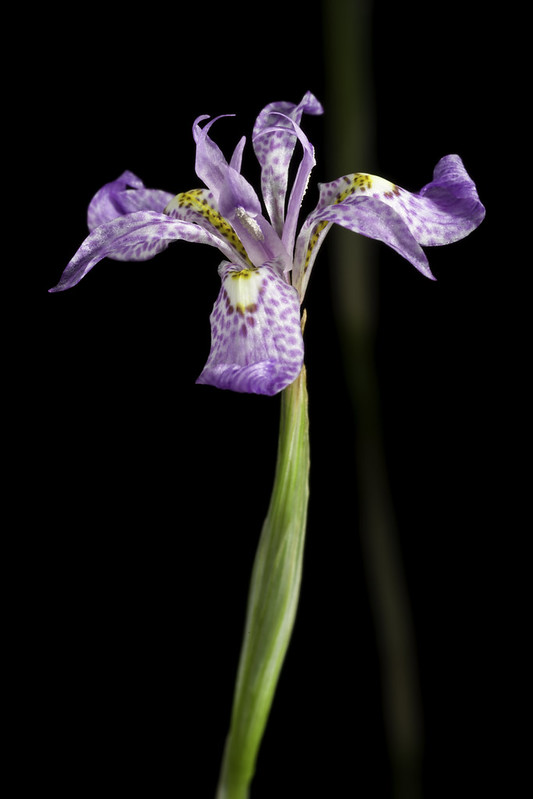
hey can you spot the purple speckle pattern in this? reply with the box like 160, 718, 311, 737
87, 171, 174, 231
49, 211, 242, 293
165, 188, 251, 268
196, 262, 304, 395
252, 91, 323, 238
50, 94, 485, 393
294, 154, 486, 295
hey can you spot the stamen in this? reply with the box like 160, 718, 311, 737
234, 207, 265, 241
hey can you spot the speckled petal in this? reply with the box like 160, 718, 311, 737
416, 155, 486, 244
294, 155, 485, 296
165, 189, 252, 268
255, 111, 318, 258
252, 91, 323, 238
295, 195, 434, 298
49, 211, 242, 293
191, 116, 291, 274
197, 262, 304, 395
87, 171, 174, 231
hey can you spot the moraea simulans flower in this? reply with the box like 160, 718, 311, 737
50, 91, 485, 395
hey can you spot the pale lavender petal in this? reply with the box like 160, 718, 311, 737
87, 171, 174, 231
197, 262, 304, 395
49, 211, 241, 293
218, 165, 262, 221
165, 188, 291, 275
252, 91, 323, 237
192, 115, 287, 265
164, 188, 252, 268
416, 155, 486, 244
258, 111, 317, 256
295, 197, 434, 298
229, 136, 246, 173
192, 114, 233, 200
193, 114, 262, 217
294, 155, 485, 297
230, 210, 293, 276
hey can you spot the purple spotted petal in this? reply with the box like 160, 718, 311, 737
191, 115, 292, 271
252, 91, 323, 238
294, 154, 486, 296
295, 197, 435, 299
165, 187, 292, 276
256, 111, 317, 256
87, 171, 174, 231
49, 211, 242, 293
165, 188, 252, 268
196, 262, 304, 395
416, 155, 486, 244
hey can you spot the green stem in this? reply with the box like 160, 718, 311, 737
215, 366, 310, 799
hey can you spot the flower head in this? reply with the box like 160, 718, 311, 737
50, 91, 485, 395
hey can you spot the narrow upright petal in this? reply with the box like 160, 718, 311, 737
197, 262, 304, 395
257, 111, 318, 257
87, 171, 174, 231
191, 115, 292, 274
252, 92, 323, 239
193, 115, 261, 216
192, 115, 234, 201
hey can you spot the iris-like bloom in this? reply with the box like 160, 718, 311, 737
50, 91, 485, 395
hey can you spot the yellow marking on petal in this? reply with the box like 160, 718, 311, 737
229, 267, 258, 280
224, 266, 262, 317
303, 173, 385, 272
165, 190, 252, 265
334, 173, 374, 202
304, 220, 330, 271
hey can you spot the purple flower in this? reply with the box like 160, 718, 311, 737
50, 91, 485, 395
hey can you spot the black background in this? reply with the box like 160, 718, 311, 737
11, 1, 521, 797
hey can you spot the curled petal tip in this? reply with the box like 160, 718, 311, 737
301, 90, 324, 115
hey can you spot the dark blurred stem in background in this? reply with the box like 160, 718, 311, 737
322, 2, 423, 797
